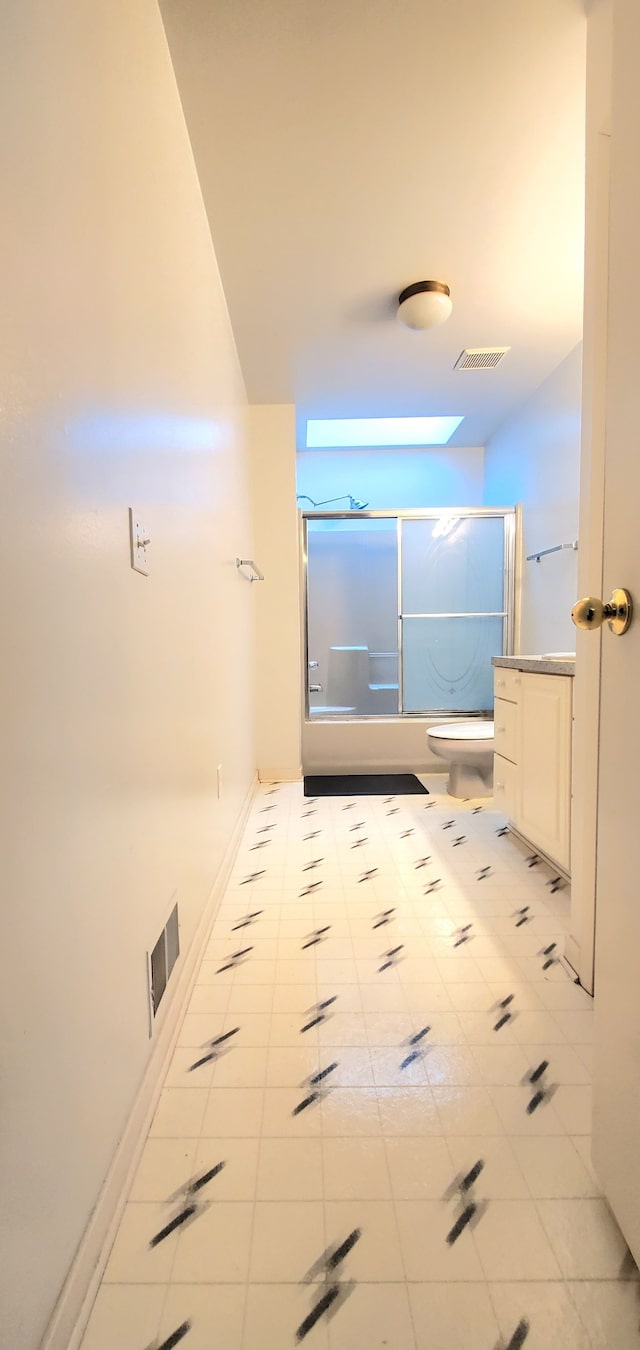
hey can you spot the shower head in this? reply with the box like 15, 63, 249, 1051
296, 493, 369, 511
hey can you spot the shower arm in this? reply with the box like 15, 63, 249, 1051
296, 494, 369, 510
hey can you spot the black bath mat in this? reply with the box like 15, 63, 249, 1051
303, 774, 428, 797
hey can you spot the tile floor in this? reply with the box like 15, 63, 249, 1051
80, 777, 640, 1350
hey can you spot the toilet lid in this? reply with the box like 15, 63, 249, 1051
428, 721, 494, 741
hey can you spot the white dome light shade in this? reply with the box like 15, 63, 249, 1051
397, 280, 452, 330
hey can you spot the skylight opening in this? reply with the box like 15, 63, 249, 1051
305, 415, 464, 449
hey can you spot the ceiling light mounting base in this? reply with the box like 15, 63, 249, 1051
397, 280, 453, 331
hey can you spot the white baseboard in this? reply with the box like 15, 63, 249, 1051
41, 773, 259, 1350
505, 825, 571, 883
258, 766, 302, 782
564, 932, 583, 984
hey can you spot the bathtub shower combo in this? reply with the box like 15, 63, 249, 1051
301, 508, 517, 796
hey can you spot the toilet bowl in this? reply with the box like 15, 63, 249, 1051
427, 721, 495, 799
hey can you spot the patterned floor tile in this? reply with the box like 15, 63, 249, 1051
79, 779, 640, 1350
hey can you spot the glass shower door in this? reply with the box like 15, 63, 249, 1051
305, 516, 399, 716
400, 515, 508, 713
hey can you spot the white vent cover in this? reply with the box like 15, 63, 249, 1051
454, 347, 510, 370
147, 900, 180, 1033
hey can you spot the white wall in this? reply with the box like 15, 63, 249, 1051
0, 4, 255, 1346
484, 344, 583, 653
297, 447, 485, 510
248, 405, 303, 779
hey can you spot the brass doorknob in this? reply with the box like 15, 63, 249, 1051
571, 588, 633, 635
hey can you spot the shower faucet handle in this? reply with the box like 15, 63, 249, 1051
308, 660, 319, 669
309, 684, 323, 693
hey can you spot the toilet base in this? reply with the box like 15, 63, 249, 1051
447, 760, 494, 799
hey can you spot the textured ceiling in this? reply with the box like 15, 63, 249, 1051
161, 0, 586, 448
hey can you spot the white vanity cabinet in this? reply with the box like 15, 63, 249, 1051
493, 667, 573, 873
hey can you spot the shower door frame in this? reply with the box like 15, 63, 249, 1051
301, 507, 518, 722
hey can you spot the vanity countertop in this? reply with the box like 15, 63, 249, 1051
492, 655, 576, 677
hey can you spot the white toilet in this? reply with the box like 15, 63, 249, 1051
426, 721, 495, 798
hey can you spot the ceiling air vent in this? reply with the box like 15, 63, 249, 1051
454, 347, 510, 370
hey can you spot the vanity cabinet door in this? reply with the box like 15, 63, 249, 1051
517, 673, 572, 870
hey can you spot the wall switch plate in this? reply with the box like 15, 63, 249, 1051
129, 507, 150, 576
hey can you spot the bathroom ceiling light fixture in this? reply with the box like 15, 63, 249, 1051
397, 281, 453, 331
296, 494, 369, 510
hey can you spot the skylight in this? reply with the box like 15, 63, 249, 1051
305, 416, 464, 448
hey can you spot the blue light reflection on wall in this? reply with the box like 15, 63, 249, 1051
305, 415, 463, 449
296, 448, 485, 511
68, 411, 225, 454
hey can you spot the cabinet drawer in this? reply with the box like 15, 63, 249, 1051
494, 697, 519, 764
494, 752, 518, 821
493, 667, 522, 703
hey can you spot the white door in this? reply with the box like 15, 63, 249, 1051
590, 0, 640, 1263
